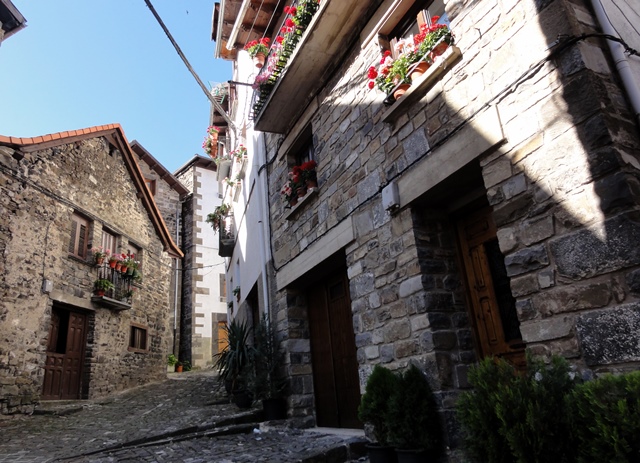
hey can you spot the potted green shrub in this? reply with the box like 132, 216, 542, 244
213, 319, 255, 407
358, 364, 400, 463
167, 354, 178, 372
388, 364, 443, 463
93, 278, 114, 296
251, 314, 288, 420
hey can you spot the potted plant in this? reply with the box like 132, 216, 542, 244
202, 126, 220, 157
167, 354, 178, 372
213, 319, 255, 406
300, 160, 318, 188
388, 364, 443, 463
93, 278, 114, 296
358, 365, 401, 463
244, 37, 270, 68
206, 203, 231, 234
91, 246, 109, 265
251, 314, 288, 420
233, 286, 241, 302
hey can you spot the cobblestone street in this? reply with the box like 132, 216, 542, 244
0, 370, 367, 463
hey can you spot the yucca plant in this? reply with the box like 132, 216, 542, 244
213, 319, 255, 392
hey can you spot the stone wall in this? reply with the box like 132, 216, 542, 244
262, 0, 640, 452
0, 137, 174, 414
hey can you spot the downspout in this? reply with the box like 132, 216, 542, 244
257, 132, 271, 318
173, 203, 181, 354
590, 0, 640, 126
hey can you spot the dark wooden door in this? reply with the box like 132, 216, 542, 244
457, 207, 525, 368
42, 308, 87, 400
308, 271, 362, 428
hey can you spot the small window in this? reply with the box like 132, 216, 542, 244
380, 0, 448, 59
129, 243, 142, 271
129, 324, 148, 352
294, 129, 315, 167
68, 212, 89, 259
144, 178, 156, 196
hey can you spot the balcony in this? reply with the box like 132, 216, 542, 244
218, 214, 236, 258
251, 0, 375, 133
91, 264, 135, 311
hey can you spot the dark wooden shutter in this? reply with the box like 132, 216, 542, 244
69, 213, 89, 258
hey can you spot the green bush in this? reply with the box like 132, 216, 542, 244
569, 370, 640, 462
495, 355, 577, 463
357, 364, 400, 446
457, 357, 517, 463
457, 355, 578, 463
388, 364, 443, 453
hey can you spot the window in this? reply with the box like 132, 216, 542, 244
380, 0, 448, 59
129, 243, 142, 271
68, 212, 89, 259
144, 178, 156, 196
101, 230, 117, 256
293, 127, 315, 167
129, 324, 148, 352
219, 273, 227, 302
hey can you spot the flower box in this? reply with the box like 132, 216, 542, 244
382, 45, 462, 123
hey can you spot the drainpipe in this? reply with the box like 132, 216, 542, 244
173, 203, 181, 354
590, 0, 640, 126
257, 132, 271, 319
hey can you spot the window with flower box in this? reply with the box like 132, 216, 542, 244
365, 0, 461, 121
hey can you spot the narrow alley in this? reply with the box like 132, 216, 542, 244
0, 370, 366, 463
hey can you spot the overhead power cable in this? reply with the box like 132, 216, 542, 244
143, 0, 236, 132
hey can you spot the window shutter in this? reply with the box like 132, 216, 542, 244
77, 224, 87, 258
69, 213, 89, 258
68, 220, 78, 254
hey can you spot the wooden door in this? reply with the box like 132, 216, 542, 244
308, 271, 362, 428
457, 208, 525, 367
42, 308, 87, 400
217, 321, 229, 354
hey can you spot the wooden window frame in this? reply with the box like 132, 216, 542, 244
128, 323, 149, 352
144, 178, 156, 196
68, 212, 90, 259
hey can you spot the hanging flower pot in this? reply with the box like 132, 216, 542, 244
120, 265, 128, 274
95, 257, 104, 266
127, 267, 134, 276
115, 262, 122, 272
253, 52, 266, 68
109, 258, 117, 269
393, 83, 411, 101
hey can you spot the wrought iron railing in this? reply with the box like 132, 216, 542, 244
249, 0, 321, 120
95, 264, 134, 304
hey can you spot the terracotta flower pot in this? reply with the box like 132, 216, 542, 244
289, 197, 298, 207
95, 257, 104, 266
120, 265, 128, 274
409, 61, 430, 83
393, 83, 411, 101
253, 52, 266, 69
109, 260, 117, 269
94, 289, 105, 297
115, 263, 122, 272
305, 179, 318, 189
297, 186, 307, 198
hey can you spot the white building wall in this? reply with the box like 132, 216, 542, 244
193, 166, 227, 366
225, 50, 271, 323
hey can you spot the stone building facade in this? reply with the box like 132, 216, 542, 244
131, 141, 189, 357
175, 156, 229, 369
214, 0, 640, 457
0, 124, 182, 415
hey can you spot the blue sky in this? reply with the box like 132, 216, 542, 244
0, 1, 231, 172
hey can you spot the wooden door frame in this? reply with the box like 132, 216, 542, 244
455, 205, 525, 366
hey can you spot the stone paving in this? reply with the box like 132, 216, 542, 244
0, 370, 368, 463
